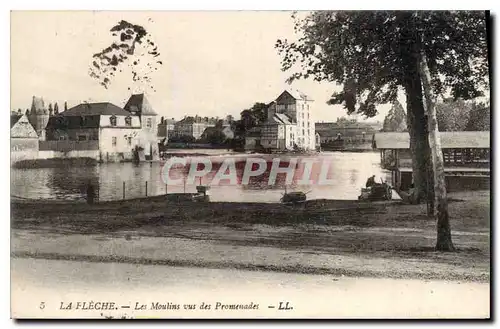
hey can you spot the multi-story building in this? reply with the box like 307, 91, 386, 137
44, 93, 159, 162
172, 116, 217, 140
274, 90, 315, 150
245, 90, 315, 152
157, 117, 176, 143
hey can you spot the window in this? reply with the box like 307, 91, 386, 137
78, 135, 87, 141
302, 129, 305, 135
112, 137, 117, 147
127, 137, 132, 146
110, 115, 117, 126
147, 118, 152, 128
125, 116, 132, 127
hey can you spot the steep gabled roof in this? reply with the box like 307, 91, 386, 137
11, 114, 38, 138
274, 113, 294, 125
264, 113, 294, 125
280, 89, 313, 101
62, 102, 131, 116
123, 93, 157, 116
201, 126, 219, 135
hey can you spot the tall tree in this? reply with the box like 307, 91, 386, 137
419, 44, 454, 251
382, 101, 407, 132
276, 11, 488, 202
249, 102, 269, 125
54, 102, 59, 115
64, 101, 68, 112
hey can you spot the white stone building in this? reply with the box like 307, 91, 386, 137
44, 94, 159, 162
247, 90, 316, 152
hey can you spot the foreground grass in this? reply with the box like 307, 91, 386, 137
11, 190, 490, 282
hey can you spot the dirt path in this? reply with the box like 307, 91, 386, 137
10, 190, 490, 282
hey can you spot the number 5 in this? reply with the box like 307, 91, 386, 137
40, 302, 45, 310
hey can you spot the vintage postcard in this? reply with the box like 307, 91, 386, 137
10, 10, 491, 319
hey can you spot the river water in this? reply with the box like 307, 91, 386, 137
11, 151, 391, 203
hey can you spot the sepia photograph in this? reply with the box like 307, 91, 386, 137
9, 9, 491, 319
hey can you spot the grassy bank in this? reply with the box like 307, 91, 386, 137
11, 191, 490, 281
13, 157, 98, 169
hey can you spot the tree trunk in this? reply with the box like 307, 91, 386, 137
399, 17, 433, 207
418, 49, 455, 252
403, 75, 432, 204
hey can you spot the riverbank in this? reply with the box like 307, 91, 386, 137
11, 190, 490, 282
12, 157, 99, 169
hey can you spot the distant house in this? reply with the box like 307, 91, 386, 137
244, 127, 261, 151
373, 131, 490, 191
11, 113, 39, 152
316, 120, 381, 144
157, 117, 176, 143
200, 125, 235, 143
173, 116, 217, 140
316, 120, 382, 151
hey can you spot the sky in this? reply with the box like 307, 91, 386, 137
10, 11, 391, 122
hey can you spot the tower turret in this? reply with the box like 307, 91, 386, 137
28, 96, 49, 140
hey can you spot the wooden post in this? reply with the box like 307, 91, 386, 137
165, 184, 168, 195
145, 181, 148, 197
123, 181, 125, 200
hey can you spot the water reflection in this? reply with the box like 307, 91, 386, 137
11, 151, 390, 203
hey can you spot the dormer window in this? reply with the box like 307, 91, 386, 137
130, 105, 139, 115
125, 116, 132, 127
110, 115, 117, 127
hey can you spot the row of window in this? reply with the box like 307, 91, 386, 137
111, 136, 133, 147
108, 116, 152, 128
